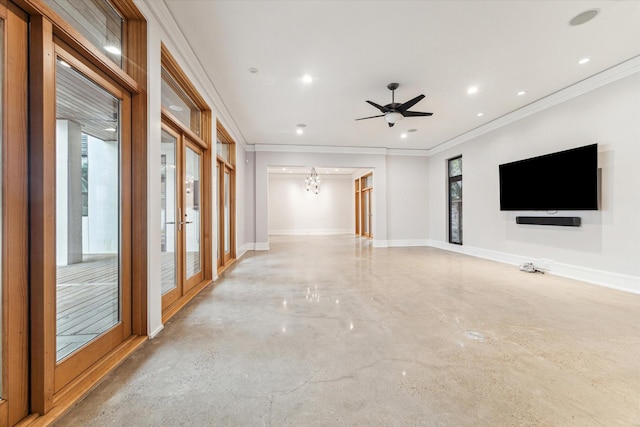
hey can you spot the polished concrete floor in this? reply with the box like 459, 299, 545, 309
57, 235, 640, 426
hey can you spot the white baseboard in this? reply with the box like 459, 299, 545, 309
149, 324, 164, 339
269, 229, 352, 236
255, 242, 270, 251
426, 239, 640, 294
237, 242, 254, 258
387, 239, 429, 247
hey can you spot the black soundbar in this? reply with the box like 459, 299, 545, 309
516, 216, 581, 227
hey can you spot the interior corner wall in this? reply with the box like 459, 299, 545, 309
236, 146, 255, 255
268, 174, 352, 235
386, 155, 429, 246
426, 72, 640, 292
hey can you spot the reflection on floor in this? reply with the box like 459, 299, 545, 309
59, 235, 640, 425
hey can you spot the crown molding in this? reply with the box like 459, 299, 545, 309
252, 144, 388, 156
135, 0, 249, 151
427, 55, 640, 156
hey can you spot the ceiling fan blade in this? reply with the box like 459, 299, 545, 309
366, 100, 389, 113
355, 114, 385, 121
403, 111, 433, 117
396, 94, 425, 112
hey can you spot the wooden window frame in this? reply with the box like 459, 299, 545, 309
160, 45, 213, 322
216, 121, 236, 274
448, 156, 463, 245
0, 2, 29, 425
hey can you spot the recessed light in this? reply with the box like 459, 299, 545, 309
169, 105, 184, 112
477, 112, 484, 117
517, 91, 526, 96
570, 9, 599, 26
105, 127, 116, 132
58, 59, 71, 68
467, 86, 478, 95
400, 133, 408, 139
104, 45, 121, 55
282, 167, 287, 171
296, 128, 303, 135
578, 57, 590, 65
248, 67, 258, 74
296, 123, 306, 128
302, 74, 313, 84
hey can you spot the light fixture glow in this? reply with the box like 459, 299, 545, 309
517, 91, 526, 96
477, 113, 484, 117
578, 57, 590, 65
296, 128, 303, 135
104, 45, 121, 55
302, 74, 313, 84
58, 60, 71, 68
385, 112, 403, 124
169, 105, 184, 112
400, 133, 408, 139
467, 86, 478, 95
105, 127, 116, 132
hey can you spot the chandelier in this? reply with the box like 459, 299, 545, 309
305, 167, 321, 194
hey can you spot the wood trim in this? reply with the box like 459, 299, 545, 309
14, 0, 141, 94
3, 2, 30, 424
19, 336, 146, 427
128, 18, 148, 337
160, 44, 209, 111
162, 279, 212, 324
54, 42, 125, 99
29, 14, 57, 415
161, 108, 208, 150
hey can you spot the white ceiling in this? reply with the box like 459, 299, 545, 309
267, 166, 361, 176
162, 1, 640, 151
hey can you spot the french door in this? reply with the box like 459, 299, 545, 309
51, 43, 133, 393
161, 126, 205, 310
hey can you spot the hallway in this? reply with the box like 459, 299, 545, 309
57, 235, 639, 425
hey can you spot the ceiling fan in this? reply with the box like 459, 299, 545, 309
356, 83, 433, 127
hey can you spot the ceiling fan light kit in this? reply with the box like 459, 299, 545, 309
356, 82, 433, 128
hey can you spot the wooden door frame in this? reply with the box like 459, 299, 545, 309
0, 1, 30, 424
24, 0, 148, 417
216, 121, 236, 274
183, 137, 205, 293
160, 124, 183, 309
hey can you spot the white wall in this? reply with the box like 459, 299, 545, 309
386, 155, 429, 246
268, 174, 352, 235
254, 149, 388, 249
427, 72, 640, 292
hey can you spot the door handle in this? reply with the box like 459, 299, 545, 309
177, 208, 193, 231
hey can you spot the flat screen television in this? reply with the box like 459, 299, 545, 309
499, 144, 598, 211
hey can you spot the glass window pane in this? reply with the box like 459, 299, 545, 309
161, 130, 178, 295
185, 146, 201, 277
217, 139, 230, 163
449, 157, 462, 177
161, 68, 201, 136
56, 61, 120, 361
44, 0, 123, 67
